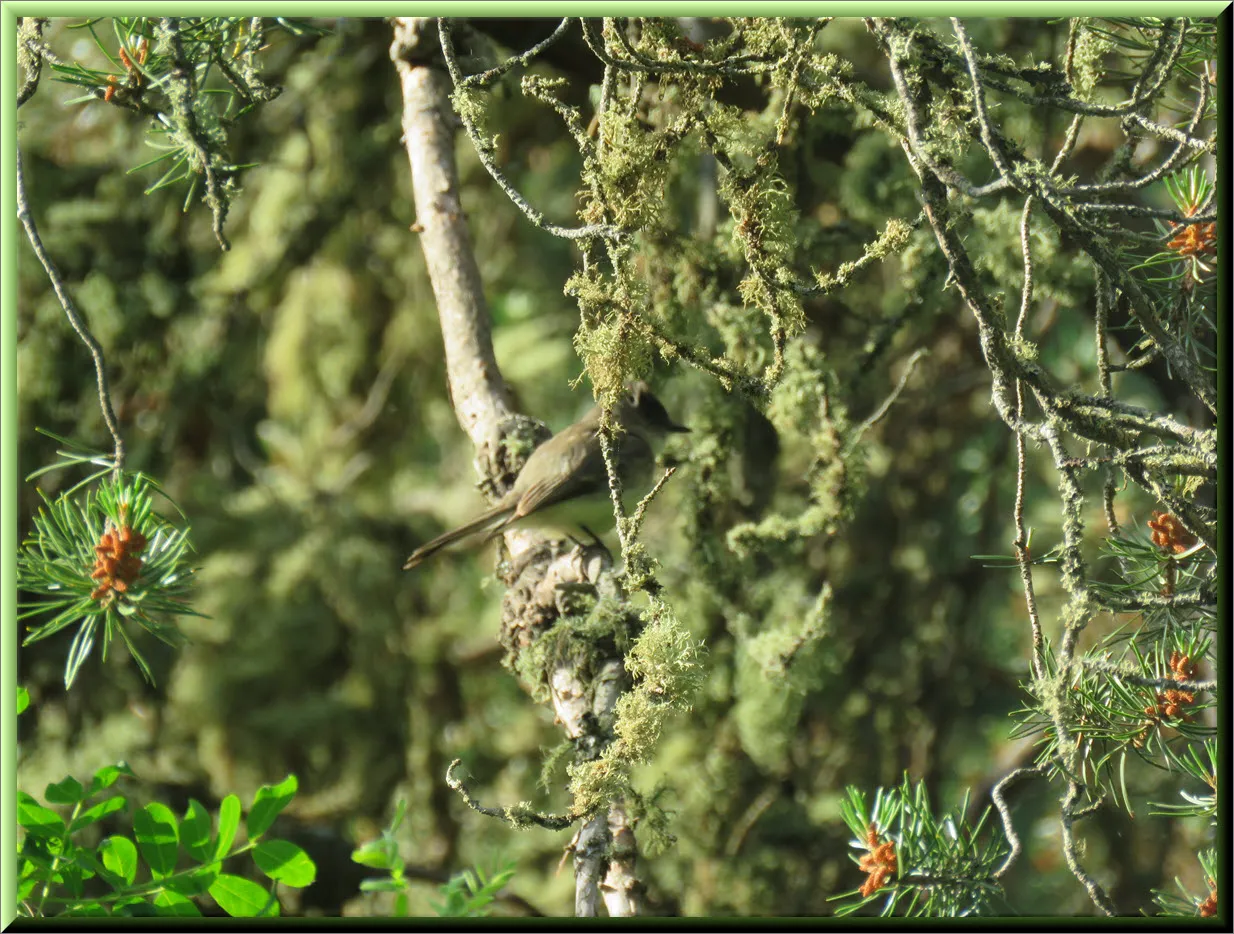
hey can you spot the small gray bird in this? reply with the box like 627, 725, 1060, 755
403, 382, 689, 569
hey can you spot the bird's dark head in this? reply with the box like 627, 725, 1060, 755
623, 381, 690, 435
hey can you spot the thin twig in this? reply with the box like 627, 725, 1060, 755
1070, 65, 1212, 197
1051, 113, 1084, 173
879, 24, 1009, 199
1059, 780, 1117, 916
990, 765, 1045, 880
1015, 197, 1035, 339
1057, 443, 1215, 477
459, 17, 573, 89
952, 18, 1014, 183
725, 784, 780, 857
625, 466, 677, 544
1039, 424, 1096, 660
799, 212, 925, 295
445, 759, 576, 830
437, 18, 624, 243
582, 16, 777, 78
1013, 419, 1045, 683
845, 348, 928, 453
15, 147, 126, 475
1092, 272, 1121, 537
1070, 202, 1216, 224
1012, 195, 1046, 681
329, 350, 405, 449
597, 419, 630, 556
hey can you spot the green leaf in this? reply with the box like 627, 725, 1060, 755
69, 794, 127, 833
209, 873, 280, 917
177, 865, 219, 895
246, 774, 297, 840
77, 846, 123, 891
17, 874, 38, 901
253, 839, 316, 888
88, 762, 135, 795
61, 859, 89, 898
133, 802, 179, 878
61, 902, 111, 917
17, 685, 29, 715
180, 799, 214, 863
44, 775, 86, 805
214, 794, 241, 861
360, 877, 405, 893
115, 899, 160, 917
64, 615, 100, 689
99, 835, 139, 886
152, 889, 203, 916
17, 791, 66, 837
351, 837, 398, 871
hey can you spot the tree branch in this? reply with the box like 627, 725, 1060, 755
15, 147, 126, 475
391, 17, 515, 447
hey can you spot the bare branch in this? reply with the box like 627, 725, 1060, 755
991, 766, 1045, 880
1060, 780, 1117, 915
846, 347, 928, 452
15, 147, 126, 475
391, 17, 514, 447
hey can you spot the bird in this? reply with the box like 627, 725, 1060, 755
403, 382, 688, 569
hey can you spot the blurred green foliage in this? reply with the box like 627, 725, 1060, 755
16, 16, 1216, 917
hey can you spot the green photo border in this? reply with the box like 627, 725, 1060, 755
2, 3, 17, 928
0, 2, 1231, 15
2, 4, 1226, 926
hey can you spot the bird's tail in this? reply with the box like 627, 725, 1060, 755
403, 504, 515, 569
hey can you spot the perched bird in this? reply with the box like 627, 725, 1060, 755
404, 382, 688, 569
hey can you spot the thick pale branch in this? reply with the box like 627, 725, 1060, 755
394, 21, 645, 917
391, 17, 513, 448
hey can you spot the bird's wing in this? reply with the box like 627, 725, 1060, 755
511, 425, 606, 519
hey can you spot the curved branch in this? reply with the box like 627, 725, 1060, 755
445, 760, 576, 830
16, 148, 126, 475
460, 16, 573, 89
437, 18, 624, 244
